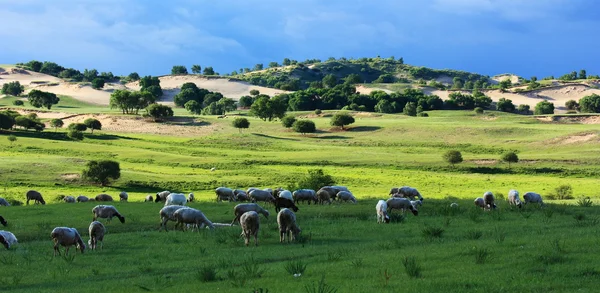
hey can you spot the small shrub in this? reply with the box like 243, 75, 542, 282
314, 109, 322, 115
494, 227, 506, 243
577, 196, 593, 207
284, 260, 307, 275
281, 115, 297, 128
326, 251, 342, 262
402, 256, 422, 278
304, 275, 338, 293
197, 266, 218, 282
350, 258, 364, 268
12, 100, 24, 106
465, 230, 483, 240
242, 258, 265, 279
550, 239, 566, 253
443, 150, 463, 166
474, 107, 484, 114
417, 112, 429, 117
422, 225, 444, 239
474, 247, 490, 264
553, 185, 574, 200
67, 129, 84, 140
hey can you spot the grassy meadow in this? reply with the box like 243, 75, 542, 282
1, 101, 600, 292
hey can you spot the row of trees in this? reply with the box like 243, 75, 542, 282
109, 89, 173, 120
18, 60, 118, 88
443, 150, 519, 168
171, 65, 216, 76
174, 82, 236, 115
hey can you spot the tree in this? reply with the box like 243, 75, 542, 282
15, 116, 38, 130
374, 74, 394, 83
281, 115, 297, 128
499, 78, 512, 90
282, 58, 291, 66
232, 117, 250, 133
443, 150, 463, 166
238, 95, 253, 108
578, 94, 600, 113
13, 100, 24, 106
496, 98, 515, 112
250, 95, 287, 121
249, 89, 260, 96
474, 107, 484, 114
344, 74, 362, 85
501, 152, 519, 169
517, 104, 531, 115
294, 169, 335, 192
7, 135, 16, 146
128, 72, 140, 81
322, 74, 338, 88
203, 67, 215, 75
68, 123, 87, 132
268, 62, 280, 68
191, 65, 201, 74
83, 118, 102, 133
91, 78, 105, 90
403, 102, 417, 116
25, 60, 43, 72
375, 99, 394, 113
1, 81, 24, 96
28, 90, 60, 109
50, 119, 64, 132
146, 103, 173, 121
530, 76, 537, 82
253, 63, 264, 71
452, 77, 464, 89
565, 100, 579, 111
330, 112, 355, 130
171, 65, 188, 75
292, 120, 316, 135
83, 69, 99, 82
143, 85, 163, 99
82, 160, 121, 186
0, 112, 15, 130
174, 88, 202, 107
67, 129, 84, 140
185, 100, 202, 114
110, 90, 155, 114
579, 69, 587, 80
534, 101, 555, 115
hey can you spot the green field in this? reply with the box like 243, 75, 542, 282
1, 104, 600, 292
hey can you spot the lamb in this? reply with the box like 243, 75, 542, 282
51, 227, 85, 256
76, 196, 89, 203
240, 211, 260, 246
392, 186, 424, 201
165, 193, 187, 206
523, 192, 544, 206
88, 221, 105, 250
292, 189, 317, 205
376, 200, 391, 223
145, 195, 154, 202
95, 194, 114, 202
508, 190, 522, 207
159, 205, 190, 231
173, 208, 215, 231
63, 196, 76, 203
92, 205, 125, 223
234, 190, 249, 202
231, 203, 270, 225
386, 198, 419, 216
119, 191, 128, 202
0, 215, 6, 226
187, 193, 195, 203
274, 197, 299, 213
278, 190, 293, 201
155, 191, 171, 203
26, 190, 46, 205
0, 197, 10, 206
249, 189, 275, 204
337, 191, 357, 203
277, 208, 301, 243
0, 230, 18, 249
474, 197, 486, 209
215, 187, 236, 202
483, 191, 497, 209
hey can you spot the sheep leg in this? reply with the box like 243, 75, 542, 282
254, 232, 258, 246
279, 230, 285, 243
53, 243, 60, 257
65, 246, 70, 256
26, 198, 30, 205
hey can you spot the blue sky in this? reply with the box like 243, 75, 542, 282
2, 0, 599, 78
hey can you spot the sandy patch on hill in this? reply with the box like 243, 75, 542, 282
544, 132, 598, 145
471, 159, 498, 165
355, 85, 393, 95
537, 116, 600, 124
492, 74, 520, 85
0, 67, 61, 86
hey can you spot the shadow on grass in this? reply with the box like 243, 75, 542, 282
251, 133, 299, 141
313, 135, 351, 140
84, 133, 139, 140
1, 130, 69, 141
348, 126, 382, 132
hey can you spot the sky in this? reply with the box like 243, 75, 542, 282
2, 0, 599, 78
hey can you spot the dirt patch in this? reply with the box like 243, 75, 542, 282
1, 108, 71, 119
536, 116, 600, 124
561, 133, 597, 144
60, 174, 80, 181
471, 159, 498, 165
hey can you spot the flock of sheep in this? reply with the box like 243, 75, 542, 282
0, 185, 546, 252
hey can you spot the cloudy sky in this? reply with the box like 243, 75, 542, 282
2, 0, 598, 78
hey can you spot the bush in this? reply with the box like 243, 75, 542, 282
67, 129, 84, 140
553, 185, 574, 200
232, 117, 250, 133
474, 107, 484, 114
314, 109, 322, 115
146, 103, 173, 121
292, 120, 316, 135
82, 160, 121, 186
12, 100, 24, 106
83, 118, 102, 133
417, 112, 429, 117
402, 256, 422, 278
91, 78, 105, 90
443, 150, 463, 166
281, 115, 296, 128
295, 169, 335, 191
1, 81, 24, 96
68, 123, 87, 132
534, 101, 555, 115
330, 112, 355, 130
403, 102, 417, 116
578, 93, 600, 113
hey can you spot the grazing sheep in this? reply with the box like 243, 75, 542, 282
0, 215, 6, 226
474, 197, 486, 209
240, 211, 260, 246
337, 191, 357, 203
316, 188, 336, 204
51, 227, 85, 256
329, 186, 350, 193
246, 187, 259, 195
319, 187, 339, 201
392, 186, 424, 201
145, 195, 154, 202
508, 190, 522, 207
159, 205, 190, 231
92, 205, 125, 223
0, 197, 10, 206
483, 191, 497, 209
277, 208, 301, 243
292, 189, 317, 205
376, 200, 391, 224
119, 191, 128, 202
450, 202, 459, 208
88, 221, 105, 250
523, 192, 544, 206
26, 190, 46, 205
274, 197, 299, 213
389, 187, 400, 195
76, 196, 89, 203
63, 196, 75, 203
155, 191, 171, 203
231, 203, 270, 225
234, 190, 249, 202
173, 208, 214, 231
165, 193, 187, 206
386, 198, 419, 216
210, 167, 216, 172
188, 193, 195, 203
215, 187, 236, 202
249, 189, 275, 204
264, 188, 274, 197
278, 190, 293, 201
0, 230, 18, 249
95, 194, 114, 202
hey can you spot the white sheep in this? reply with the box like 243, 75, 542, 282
292, 189, 317, 205
483, 191, 497, 209
277, 208, 301, 243
76, 196, 89, 203
337, 191, 357, 203
376, 200, 390, 223
155, 191, 171, 203
159, 205, 190, 231
145, 195, 154, 202
386, 198, 419, 216
392, 186, 424, 201
0, 197, 11, 206
210, 167, 216, 172
63, 196, 76, 203
51, 227, 85, 256
240, 211, 260, 246
88, 221, 105, 250
249, 189, 275, 203
173, 208, 215, 231
450, 202, 459, 208
231, 203, 270, 225
165, 193, 187, 206
523, 192, 544, 206
119, 191, 128, 202
278, 190, 293, 201
188, 193, 195, 203
0, 230, 17, 249
474, 197, 486, 209
215, 187, 236, 202
508, 189, 522, 207
92, 205, 125, 223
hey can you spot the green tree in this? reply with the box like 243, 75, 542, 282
238, 95, 253, 108
579, 69, 587, 80
50, 119, 64, 132
443, 150, 463, 166
82, 160, 121, 186
530, 76, 537, 82
578, 94, 600, 113
452, 77, 464, 89
83, 69, 99, 81
253, 63, 264, 71
330, 112, 355, 130
322, 74, 338, 88
67, 129, 84, 140
282, 58, 291, 66
374, 74, 394, 83
499, 78, 512, 90
28, 90, 60, 109
268, 62, 280, 68
185, 100, 202, 114
68, 123, 87, 132
7, 134, 17, 146
249, 89, 260, 96
294, 169, 335, 192
143, 85, 163, 99
0, 112, 15, 130
344, 74, 362, 85
26, 60, 43, 72
171, 65, 188, 75
474, 107, 484, 114
110, 90, 155, 114
91, 78, 105, 90
15, 116, 37, 130
281, 115, 297, 128
232, 117, 250, 133
250, 95, 286, 121
83, 118, 102, 133
375, 99, 394, 113
501, 152, 519, 169
128, 72, 140, 81
403, 102, 417, 116
174, 88, 202, 107
292, 120, 316, 135
203, 67, 215, 75
1, 81, 24, 96
517, 104, 531, 114
217, 98, 237, 113
146, 104, 174, 121
565, 100, 579, 111
191, 65, 201, 74
496, 98, 515, 112
13, 100, 24, 106
534, 101, 554, 115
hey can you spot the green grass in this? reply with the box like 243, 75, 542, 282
0, 94, 104, 113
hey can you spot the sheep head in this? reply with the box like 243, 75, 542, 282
118, 215, 126, 224
0, 235, 8, 249
0, 216, 7, 226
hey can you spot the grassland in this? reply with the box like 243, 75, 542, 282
1, 100, 600, 292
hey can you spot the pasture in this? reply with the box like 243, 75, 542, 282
1, 107, 600, 292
